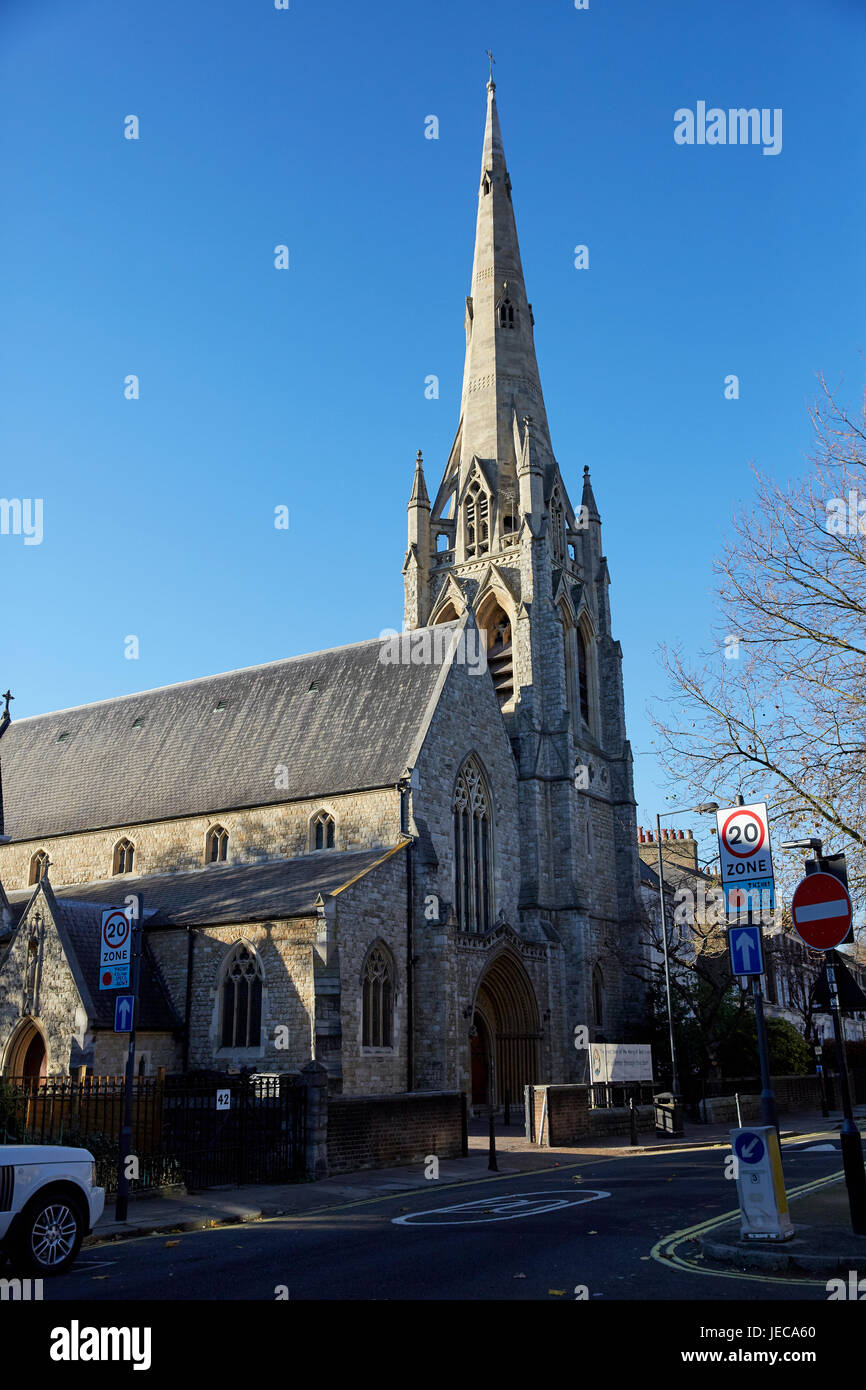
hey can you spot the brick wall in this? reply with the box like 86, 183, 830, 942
327, 1090, 465, 1173
699, 1074, 824, 1124
525, 1083, 654, 1144
526, 1084, 590, 1145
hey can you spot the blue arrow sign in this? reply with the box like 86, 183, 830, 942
114, 994, 135, 1032
734, 1131, 765, 1165
728, 924, 764, 977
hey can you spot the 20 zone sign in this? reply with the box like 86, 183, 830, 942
715, 801, 775, 912
720, 807, 766, 857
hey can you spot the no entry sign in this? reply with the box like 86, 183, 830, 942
716, 801, 775, 915
791, 872, 853, 950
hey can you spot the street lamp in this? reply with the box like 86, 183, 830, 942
654, 802, 719, 1101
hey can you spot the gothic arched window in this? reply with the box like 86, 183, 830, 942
220, 942, 263, 1049
362, 943, 394, 1048
499, 297, 515, 329
113, 838, 135, 875
206, 825, 229, 863
550, 490, 565, 564
311, 811, 335, 851
465, 480, 489, 559
29, 850, 49, 885
576, 628, 591, 727
453, 756, 494, 934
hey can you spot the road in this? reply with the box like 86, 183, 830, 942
48, 1136, 847, 1302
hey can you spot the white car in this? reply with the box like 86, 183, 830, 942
0, 1145, 105, 1275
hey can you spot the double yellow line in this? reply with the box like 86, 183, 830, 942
651, 1169, 844, 1288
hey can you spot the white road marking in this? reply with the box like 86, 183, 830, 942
392, 1189, 610, 1226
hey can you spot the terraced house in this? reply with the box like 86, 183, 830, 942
0, 78, 644, 1107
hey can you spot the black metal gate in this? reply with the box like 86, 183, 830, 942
161, 1073, 306, 1189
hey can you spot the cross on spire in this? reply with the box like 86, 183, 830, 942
486, 49, 495, 87
1, 690, 12, 719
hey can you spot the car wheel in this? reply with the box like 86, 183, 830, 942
14, 1193, 86, 1275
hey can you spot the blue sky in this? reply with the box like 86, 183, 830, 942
2, 0, 864, 868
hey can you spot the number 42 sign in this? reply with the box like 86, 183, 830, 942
716, 801, 776, 915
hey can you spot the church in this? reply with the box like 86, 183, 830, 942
0, 78, 645, 1107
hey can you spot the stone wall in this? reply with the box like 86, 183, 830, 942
92, 1029, 181, 1076
0, 898, 90, 1074
327, 1090, 466, 1173
333, 848, 408, 1096
0, 787, 401, 892
185, 918, 317, 1075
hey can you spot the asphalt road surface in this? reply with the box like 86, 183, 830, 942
49, 1139, 845, 1302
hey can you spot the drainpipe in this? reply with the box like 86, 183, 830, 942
182, 928, 195, 1072
398, 774, 415, 1093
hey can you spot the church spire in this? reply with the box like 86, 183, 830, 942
454, 75, 553, 488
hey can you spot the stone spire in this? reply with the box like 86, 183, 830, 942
453, 77, 553, 492
409, 450, 429, 506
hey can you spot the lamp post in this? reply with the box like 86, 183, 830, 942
654, 802, 719, 1101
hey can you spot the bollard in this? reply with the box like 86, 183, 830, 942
488, 1110, 498, 1171
629, 1096, 638, 1146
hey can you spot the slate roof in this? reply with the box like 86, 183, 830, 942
0, 629, 459, 841
5, 845, 406, 929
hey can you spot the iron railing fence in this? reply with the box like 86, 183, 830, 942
0, 1072, 305, 1194
588, 1081, 655, 1109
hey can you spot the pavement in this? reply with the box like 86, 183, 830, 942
700, 1179, 866, 1274
87, 1103, 866, 1270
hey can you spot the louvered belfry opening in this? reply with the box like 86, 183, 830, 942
478, 597, 513, 706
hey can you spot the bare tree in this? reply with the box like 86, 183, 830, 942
607, 877, 748, 1079
652, 373, 866, 905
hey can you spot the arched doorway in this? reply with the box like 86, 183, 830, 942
470, 951, 541, 1108
4, 1019, 47, 1080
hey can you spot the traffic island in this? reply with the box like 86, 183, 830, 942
699, 1181, 866, 1274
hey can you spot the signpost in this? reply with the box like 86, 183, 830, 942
788, 864, 865, 1236
791, 872, 853, 951
716, 801, 775, 916
113, 895, 143, 1224
114, 994, 135, 1033
728, 924, 764, 978
99, 908, 132, 990
730, 1125, 793, 1241
716, 799, 778, 1132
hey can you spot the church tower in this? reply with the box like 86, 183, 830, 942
402, 76, 643, 1050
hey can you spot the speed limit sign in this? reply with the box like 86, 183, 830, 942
715, 801, 775, 916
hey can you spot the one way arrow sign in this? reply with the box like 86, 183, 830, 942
114, 994, 135, 1033
728, 924, 764, 978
